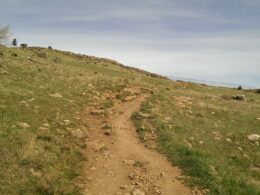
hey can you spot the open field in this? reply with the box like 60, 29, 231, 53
0, 45, 259, 194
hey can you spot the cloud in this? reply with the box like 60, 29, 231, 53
1, 0, 260, 87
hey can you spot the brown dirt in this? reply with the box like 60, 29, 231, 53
80, 90, 198, 195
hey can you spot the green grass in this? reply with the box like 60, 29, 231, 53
1, 45, 259, 194
0, 45, 152, 194
132, 82, 260, 194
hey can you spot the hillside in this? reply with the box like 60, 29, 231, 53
0, 45, 259, 195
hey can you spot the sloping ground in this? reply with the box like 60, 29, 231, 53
0, 45, 259, 194
80, 88, 201, 195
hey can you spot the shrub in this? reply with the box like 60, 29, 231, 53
256, 89, 260, 94
237, 86, 242, 90
11, 52, 18, 57
48, 46, 52, 50
37, 52, 47, 58
20, 43, 27, 48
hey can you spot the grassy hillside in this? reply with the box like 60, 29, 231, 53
0, 45, 259, 194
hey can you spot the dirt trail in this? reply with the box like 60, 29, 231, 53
81, 91, 195, 195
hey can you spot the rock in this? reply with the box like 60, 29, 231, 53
93, 143, 106, 152
138, 112, 151, 118
123, 159, 135, 166
91, 109, 105, 115
247, 134, 260, 142
20, 101, 29, 107
104, 129, 112, 136
18, 122, 30, 128
28, 98, 36, 102
128, 173, 135, 180
38, 127, 49, 131
120, 185, 128, 189
124, 96, 136, 102
71, 129, 86, 139
132, 189, 145, 195
232, 95, 245, 101
29, 168, 42, 178
63, 119, 71, 125
199, 141, 204, 145
226, 138, 232, 143
49, 93, 63, 98
100, 123, 112, 129
256, 118, 260, 121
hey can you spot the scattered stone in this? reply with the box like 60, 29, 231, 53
247, 134, 260, 142
243, 154, 250, 159
100, 123, 112, 129
71, 129, 86, 139
132, 189, 145, 195
20, 101, 29, 107
38, 127, 49, 131
226, 138, 232, 143
29, 168, 42, 178
138, 112, 151, 118
238, 147, 243, 151
123, 159, 135, 166
232, 95, 245, 101
49, 93, 63, 98
250, 167, 260, 172
128, 173, 135, 180
124, 96, 136, 102
91, 109, 105, 115
120, 185, 128, 189
28, 98, 36, 102
104, 129, 112, 136
18, 122, 30, 129
63, 119, 71, 125
93, 143, 106, 152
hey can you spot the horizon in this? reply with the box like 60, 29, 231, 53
1, 0, 260, 87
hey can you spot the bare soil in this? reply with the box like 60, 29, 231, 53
80, 90, 197, 195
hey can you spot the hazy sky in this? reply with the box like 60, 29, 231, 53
1, 0, 260, 87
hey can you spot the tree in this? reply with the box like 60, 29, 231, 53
0, 25, 10, 41
12, 38, 17, 47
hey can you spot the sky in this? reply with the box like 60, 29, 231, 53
1, 0, 260, 87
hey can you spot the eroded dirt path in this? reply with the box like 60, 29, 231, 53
80, 90, 195, 195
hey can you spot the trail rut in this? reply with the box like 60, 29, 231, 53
80, 91, 196, 195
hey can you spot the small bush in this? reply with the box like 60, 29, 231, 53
256, 89, 260, 94
37, 52, 47, 58
20, 43, 28, 48
237, 86, 242, 90
48, 46, 52, 50
11, 52, 18, 57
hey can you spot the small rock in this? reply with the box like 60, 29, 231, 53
232, 95, 245, 101
128, 173, 135, 180
123, 159, 135, 166
20, 101, 29, 107
104, 129, 112, 136
49, 93, 63, 98
199, 141, 204, 145
29, 168, 42, 178
71, 129, 86, 139
138, 112, 151, 118
100, 123, 112, 129
120, 185, 128, 189
132, 189, 145, 195
93, 143, 106, 152
247, 134, 260, 142
256, 118, 260, 121
18, 122, 30, 129
91, 109, 105, 115
226, 138, 232, 143
63, 119, 71, 125
124, 96, 136, 101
